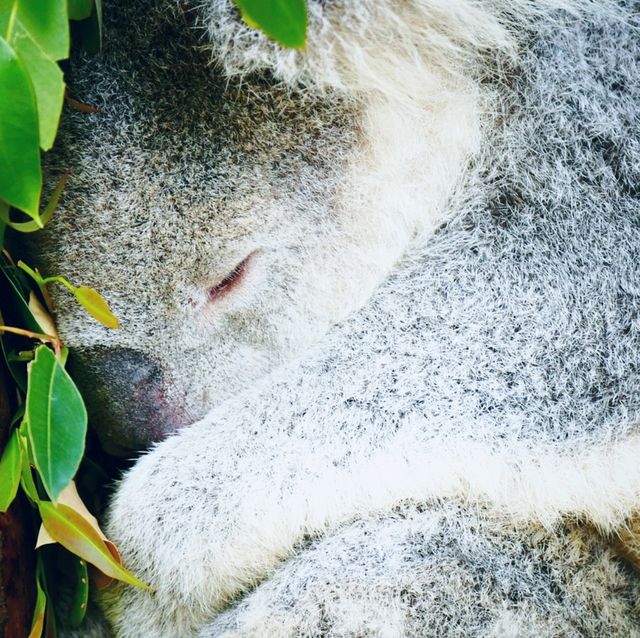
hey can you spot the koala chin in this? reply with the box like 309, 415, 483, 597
29, 0, 640, 636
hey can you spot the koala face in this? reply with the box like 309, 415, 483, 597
24, 0, 478, 454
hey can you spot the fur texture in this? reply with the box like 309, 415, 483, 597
30, 0, 640, 635
31, 0, 482, 453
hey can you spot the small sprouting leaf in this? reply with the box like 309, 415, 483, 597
0, 428, 21, 512
26, 345, 87, 502
0, 36, 42, 218
28, 571, 47, 638
74, 286, 120, 328
232, 0, 307, 49
39, 501, 150, 589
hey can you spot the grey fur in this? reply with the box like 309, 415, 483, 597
28, 0, 640, 635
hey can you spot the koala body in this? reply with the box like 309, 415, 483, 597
28, 0, 640, 636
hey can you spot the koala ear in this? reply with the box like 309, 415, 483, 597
191, 0, 609, 100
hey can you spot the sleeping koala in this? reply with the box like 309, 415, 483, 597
24, 0, 640, 636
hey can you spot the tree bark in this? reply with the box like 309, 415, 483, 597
0, 367, 34, 637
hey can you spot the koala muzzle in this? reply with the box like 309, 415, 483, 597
69, 346, 191, 456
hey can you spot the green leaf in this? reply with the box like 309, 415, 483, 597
0, 36, 42, 217
12, 22, 65, 150
0, 0, 69, 151
39, 501, 150, 589
74, 287, 120, 329
26, 345, 87, 502
0, 0, 69, 61
67, 556, 89, 627
67, 0, 92, 21
0, 171, 68, 232
0, 428, 21, 512
19, 428, 40, 502
232, 0, 307, 49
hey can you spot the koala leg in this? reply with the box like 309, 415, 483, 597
200, 502, 640, 638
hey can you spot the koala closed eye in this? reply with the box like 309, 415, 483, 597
207, 252, 255, 304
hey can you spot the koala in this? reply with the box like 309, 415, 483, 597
23, 0, 640, 636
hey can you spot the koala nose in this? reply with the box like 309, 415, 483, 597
68, 347, 191, 455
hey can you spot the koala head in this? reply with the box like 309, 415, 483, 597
21, 0, 533, 454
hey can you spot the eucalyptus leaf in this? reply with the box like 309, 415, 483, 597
0, 428, 21, 512
0, 0, 70, 179
19, 428, 40, 502
26, 345, 87, 502
0, 35, 42, 218
74, 287, 120, 328
67, 556, 89, 627
0, 0, 69, 61
12, 22, 65, 150
232, 0, 307, 49
39, 501, 150, 589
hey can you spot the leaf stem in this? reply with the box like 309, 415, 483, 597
41, 276, 75, 294
0, 325, 61, 355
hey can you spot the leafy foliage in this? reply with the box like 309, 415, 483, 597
26, 345, 87, 502
232, 0, 307, 49
0, 0, 308, 633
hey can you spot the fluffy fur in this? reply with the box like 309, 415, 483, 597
30, 0, 640, 635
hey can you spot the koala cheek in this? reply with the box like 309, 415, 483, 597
69, 346, 192, 454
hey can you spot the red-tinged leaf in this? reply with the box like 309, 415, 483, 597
38, 501, 149, 589
28, 573, 46, 638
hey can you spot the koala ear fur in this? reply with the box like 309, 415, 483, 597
190, 0, 615, 101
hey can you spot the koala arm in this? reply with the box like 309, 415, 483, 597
195, 503, 640, 638
98, 366, 640, 638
